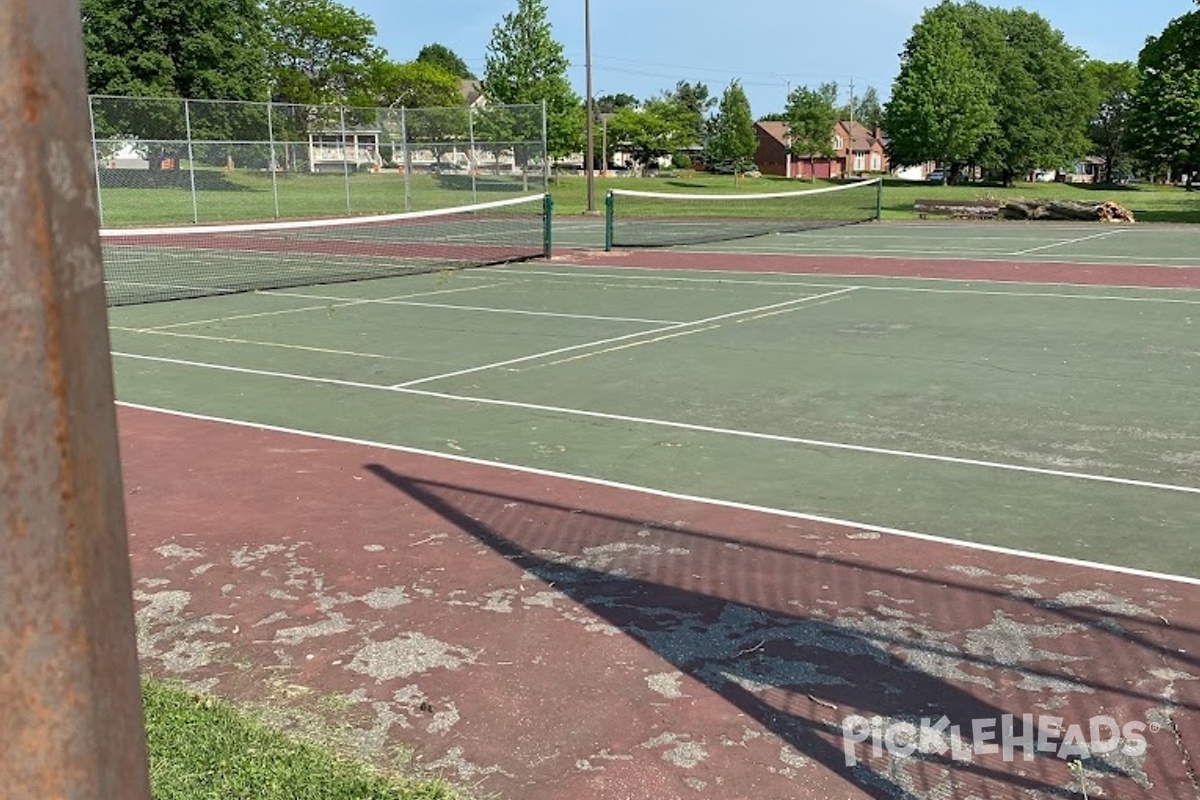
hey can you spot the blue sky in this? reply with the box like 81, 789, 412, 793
344, 0, 1194, 117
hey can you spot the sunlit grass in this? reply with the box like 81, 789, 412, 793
143, 679, 460, 800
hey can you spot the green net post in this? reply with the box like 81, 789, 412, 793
604, 191, 614, 251
875, 179, 883, 220
543, 193, 553, 258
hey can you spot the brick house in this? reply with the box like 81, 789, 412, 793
754, 120, 888, 179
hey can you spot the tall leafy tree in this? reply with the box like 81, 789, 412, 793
606, 99, 694, 173
706, 81, 757, 179
82, 0, 270, 168
352, 60, 463, 109
972, 5, 1091, 185
783, 83, 839, 178
842, 86, 883, 131
482, 0, 582, 164
416, 43, 476, 79
82, 0, 269, 101
668, 81, 716, 146
596, 93, 639, 113
264, 0, 383, 106
882, 1, 995, 181
1086, 60, 1138, 184
1128, 5, 1200, 189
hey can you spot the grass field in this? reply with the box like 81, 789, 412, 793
96, 167, 1200, 228
143, 680, 458, 800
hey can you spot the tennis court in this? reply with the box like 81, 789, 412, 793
113, 194, 1200, 800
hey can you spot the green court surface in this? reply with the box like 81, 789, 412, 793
109, 243, 1200, 581
556, 217, 1200, 265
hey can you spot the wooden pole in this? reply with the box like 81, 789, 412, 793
0, 0, 152, 797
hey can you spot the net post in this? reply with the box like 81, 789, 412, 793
1, 0, 152, 796
604, 190, 614, 251
874, 178, 883, 220
543, 193, 554, 258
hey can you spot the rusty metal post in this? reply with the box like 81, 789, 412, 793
0, 0, 152, 798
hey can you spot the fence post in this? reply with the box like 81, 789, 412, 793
401, 106, 411, 212
468, 105, 478, 204
0, 0, 152, 798
339, 105, 352, 215
183, 98, 199, 223
541, 99, 549, 190
267, 101, 281, 219
87, 96, 105, 226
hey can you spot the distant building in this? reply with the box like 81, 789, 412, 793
307, 128, 382, 173
754, 120, 889, 179
461, 80, 486, 108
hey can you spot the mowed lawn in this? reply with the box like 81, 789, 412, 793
96, 167, 1200, 227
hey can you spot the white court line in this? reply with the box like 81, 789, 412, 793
116, 401, 1200, 587
136, 282, 515, 331
502, 265, 1200, 298
522, 275, 1200, 305
389, 287, 858, 389
545, 325, 724, 367
668, 244, 1200, 266
1011, 229, 1128, 256
256, 291, 681, 325
541, 295, 853, 368
109, 328, 433, 363
111, 351, 1200, 498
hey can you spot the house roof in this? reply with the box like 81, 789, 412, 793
757, 120, 788, 146
460, 79, 484, 106
756, 119, 885, 152
839, 120, 885, 151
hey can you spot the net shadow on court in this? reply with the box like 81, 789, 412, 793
108, 192, 1200, 800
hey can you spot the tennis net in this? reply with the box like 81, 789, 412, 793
605, 178, 882, 250
101, 193, 551, 306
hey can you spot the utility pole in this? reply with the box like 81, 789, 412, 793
1, 0, 152, 797
784, 79, 792, 179
584, 0, 596, 213
848, 78, 856, 175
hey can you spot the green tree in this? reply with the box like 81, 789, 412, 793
706, 81, 757, 180
971, 5, 1092, 185
82, 0, 269, 101
882, 1, 995, 182
783, 83, 839, 179
668, 81, 716, 145
82, 0, 270, 169
1085, 60, 1138, 184
264, 0, 382, 106
352, 60, 463, 109
606, 99, 694, 173
596, 93, 639, 113
416, 43, 476, 79
482, 0, 582, 165
842, 86, 883, 131
1128, 6, 1200, 189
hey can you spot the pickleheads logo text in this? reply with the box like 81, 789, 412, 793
841, 714, 1153, 767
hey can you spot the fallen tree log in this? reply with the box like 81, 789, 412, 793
999, 199, 1135, 222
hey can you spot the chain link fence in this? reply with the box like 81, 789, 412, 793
89, 95, 549, 227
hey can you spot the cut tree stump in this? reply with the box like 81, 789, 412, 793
999, 199, 1135, 223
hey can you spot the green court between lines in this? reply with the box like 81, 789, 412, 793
110, 264, 1200, 580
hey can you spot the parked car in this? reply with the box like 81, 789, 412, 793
927, 170, 945, 183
